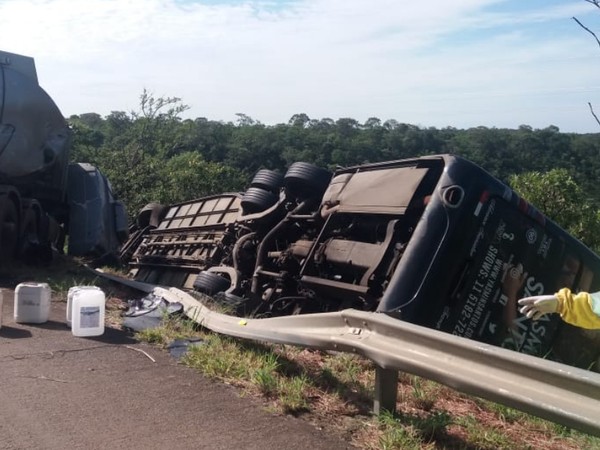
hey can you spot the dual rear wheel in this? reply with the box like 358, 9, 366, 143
0, 195, 19, 264
0, 196, 52, 265
240, 163, 332, 215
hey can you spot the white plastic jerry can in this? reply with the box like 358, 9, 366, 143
14, 282, 51, 324
67, 286, 103, 326
71, 288, 105, 337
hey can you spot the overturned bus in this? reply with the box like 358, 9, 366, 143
121, 154, 600, 370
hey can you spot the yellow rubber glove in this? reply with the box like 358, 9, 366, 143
518, 295, 558, 320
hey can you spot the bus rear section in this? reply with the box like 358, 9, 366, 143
378, 155, 600, 370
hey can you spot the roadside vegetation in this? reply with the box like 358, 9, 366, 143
0, 233, 597, 449
68, 95, 600, 254
136, 312, 600, 450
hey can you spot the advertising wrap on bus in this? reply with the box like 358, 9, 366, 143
378, 156, 600, 369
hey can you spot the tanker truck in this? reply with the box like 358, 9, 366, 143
0, 50, 127, 264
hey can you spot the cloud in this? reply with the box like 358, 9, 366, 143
1, 0, 599, 131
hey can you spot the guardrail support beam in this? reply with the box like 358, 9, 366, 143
373, 366, 398, 415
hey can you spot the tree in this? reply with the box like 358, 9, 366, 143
157, 152, 244, 205
71, 91, 195, 217
363, 117, 381, 129
129, 89, 190, 158
235, 113, 258, 127
509, 169, 600, 252
573, 1, 600, 126
288, 113, 310, 128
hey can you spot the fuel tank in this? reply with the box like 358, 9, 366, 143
0, 50, 70, 202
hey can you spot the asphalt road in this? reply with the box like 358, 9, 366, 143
0, 289, 353, 450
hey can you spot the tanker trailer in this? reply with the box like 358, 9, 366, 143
0, 50, 127, 264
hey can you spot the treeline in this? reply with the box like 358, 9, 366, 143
67, 93, 600, 248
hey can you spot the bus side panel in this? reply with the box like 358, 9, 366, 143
379, 156, 600, 367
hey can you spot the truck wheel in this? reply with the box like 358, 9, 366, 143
193, 271, 231, 295
19, 207, 40, 260
250, 169, 284, 194
0, 196, 19, 264
284, 162, 331, 198
241, 187, 278, 215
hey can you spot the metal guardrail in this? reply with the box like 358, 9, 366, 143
96, 271, 600, 437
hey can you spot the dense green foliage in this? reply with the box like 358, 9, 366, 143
68, 92, 600, 249
510, 170, 600, 252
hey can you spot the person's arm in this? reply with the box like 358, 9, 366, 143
518, 289, 600, 329
555, 288, 600, 329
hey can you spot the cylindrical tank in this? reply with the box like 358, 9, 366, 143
0, 50, 70, 201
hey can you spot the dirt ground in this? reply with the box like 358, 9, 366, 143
0, 288, 354, 450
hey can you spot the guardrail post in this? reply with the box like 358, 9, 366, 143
373, 365, 398, 414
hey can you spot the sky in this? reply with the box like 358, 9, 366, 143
2, 0, 600, 132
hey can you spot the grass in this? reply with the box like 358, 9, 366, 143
376, 411, 426, 450
408, 376, 437, 411
133, 312, 600, 450
251, 353, 280, 395
6, 257, 598, 449
375, 409, 454, 450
